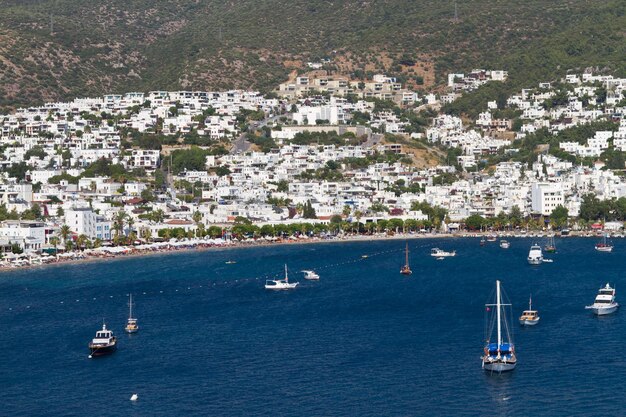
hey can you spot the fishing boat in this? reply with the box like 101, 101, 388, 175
527, 244, 543, 265
544, 235, 556, 253
499, 240, 510, 249
302, 270, 320, 280
595, 235, 614, 252
430, 248, 456, 257
265, 264, 299, 290
519, 295, 540, 326
125, 293, 139, 334
585, 283, 619, 316
400, 242, 412, 275
482, 280, 517, 373
88, 322, 117, 357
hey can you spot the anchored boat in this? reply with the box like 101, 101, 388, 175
585, 283, 619, 316
519, 295, 540, 326
265, 264, 299, 290
400, 242, 412, 275
482, 280, 517, 373
88, 322, 117, 357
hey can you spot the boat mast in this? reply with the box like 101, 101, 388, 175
405, 242, 409, 267
529, 294, 532, 311
128, 293, 133, 319
496, 280, 502, 354
284, 264, 288, 282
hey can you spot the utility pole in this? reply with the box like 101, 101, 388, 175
454, 1, 459, 22
50, 14, 54, 35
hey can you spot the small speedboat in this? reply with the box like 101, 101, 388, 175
265, 264, 299, 290
585, 283, 619, 315
500, 240, 510, 249
430, 248, 456, 257
302, 270, 320, 280
225, 260, 237, 264
480, 238, 486, 246
486, 235, 497, 242
519, 295, 540, 326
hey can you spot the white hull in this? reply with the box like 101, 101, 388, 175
528, 258, 542, 265
519, 318, 540, 326
587, 303, 619, 315
265, 283, 298, 290
595, 247, 613, 252
483, 359, 516, 372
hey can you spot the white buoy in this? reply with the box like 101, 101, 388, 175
130, 393, 138, 401
88, 355, 92, 359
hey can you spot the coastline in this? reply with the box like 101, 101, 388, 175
0, 230, 617, 273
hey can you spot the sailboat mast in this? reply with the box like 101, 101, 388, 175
129, 293, 133, 318
405, 242, 409, 266
529, 294, 532, 311
285, 264, 288, 282
496, 280, 502, 350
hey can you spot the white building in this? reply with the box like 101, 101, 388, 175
531, 183, 565, 216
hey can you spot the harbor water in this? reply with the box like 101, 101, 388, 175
1, 237, 625, 416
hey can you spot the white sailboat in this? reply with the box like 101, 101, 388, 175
265, 264, 299, 290
482, 280, 517, 373
595, 234, 614, 252
125, 293, 138, 334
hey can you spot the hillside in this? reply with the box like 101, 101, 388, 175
0, 0, 625, 111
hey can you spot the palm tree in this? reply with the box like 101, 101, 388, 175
113, 211, 127, 241
49, 236, 60, 255
59, 224, 71, 244
141, 227, 153, 242
76, 234, 87, 251
93, 238, 102, 248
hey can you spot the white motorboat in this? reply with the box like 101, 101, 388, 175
430, 248, 456, 257
519, 295, 540, 326
499, 240, 510, 249
585, 283, 619, 315
302, 270, 320, 280
482, 280, 517, 373
265, 264, 299, 290
527, 244, 543, 265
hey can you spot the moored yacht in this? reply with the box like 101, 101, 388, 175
125, 293, 138, 334
499, 240, 510, 249
486, 235, 497, 242
88, 322, 117, 357
265, 264, 299, 290
430, 248, 456, 257
302, 270, 320, 280
585, 283, 619, 315
544, 235, 556, 253
595, 235, 614, 252
527, 244, 543, 265
519, 295, 540, 326
482, 280, 517, 373
400, 242, 412, 275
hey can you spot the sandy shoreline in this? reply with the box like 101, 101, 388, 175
0, 230, 615, 273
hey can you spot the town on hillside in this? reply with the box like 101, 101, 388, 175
0, 68, 625, 266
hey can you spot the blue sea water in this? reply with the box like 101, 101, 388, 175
1, 237, 625, 416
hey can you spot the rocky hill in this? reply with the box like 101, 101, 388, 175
0, 0, 624, 111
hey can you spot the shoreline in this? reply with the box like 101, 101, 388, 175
0, 230, 619, 273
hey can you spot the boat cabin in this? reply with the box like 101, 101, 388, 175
520, 310, 538, 320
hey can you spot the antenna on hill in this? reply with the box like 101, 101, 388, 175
454, 1, 459, 22
50, 13, 54, 35
218, 27, 223, 42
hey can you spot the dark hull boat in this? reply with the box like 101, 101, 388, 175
88, 323, 117, 358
